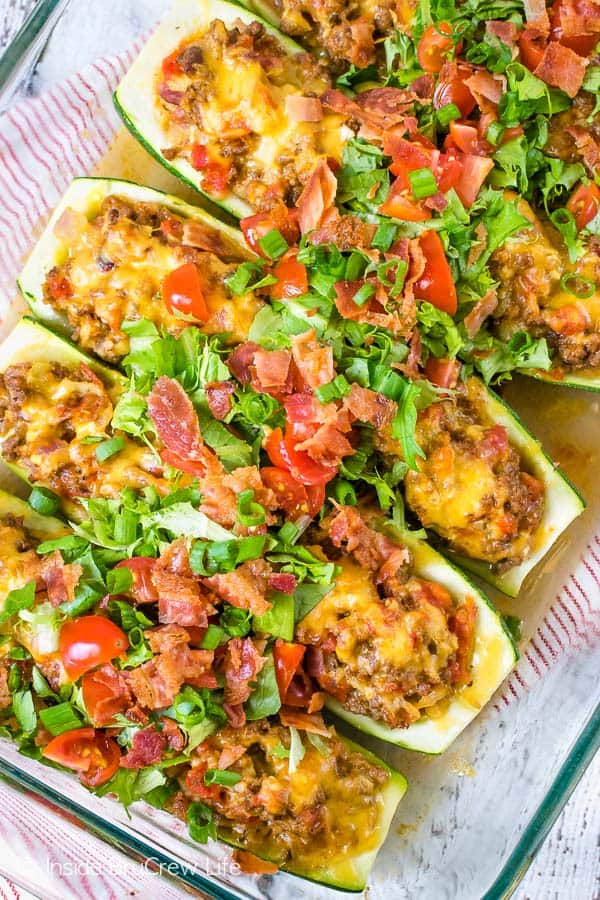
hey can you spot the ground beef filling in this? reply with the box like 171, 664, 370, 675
180, 721, 389, 866
0, 361, 165, 501
43, 195, 261, 363
384, 378, 545, 570
157, 19, 336, 208
490, 198, 600, 372
297, 558, 470, 728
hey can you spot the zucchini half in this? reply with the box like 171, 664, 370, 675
0, 317, 126, 516
224, 735, 406, 891
17, 176, 254, 340
0, 490, 69, 545
444, 384, 585, 597
523, 366, 600, 393
305, 530, 517, 755
114, 0, 307, 219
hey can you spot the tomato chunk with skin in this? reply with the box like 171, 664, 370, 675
418, 22, 459, 73
567, 183, 600, 231
42, 728, 121, 787
261, 466, 323, 518
413, 230, 458, 314
265, 427, 337, 486
162, 262, 208, 322
271, 251, 308, 300
273, 639, 306, 702
59, 615, 128, 682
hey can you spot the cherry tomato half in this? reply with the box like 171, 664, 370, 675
273, 639, 306, 702
162, 262, 208, 322
567, 182, 600, 231
413, 230, 458, 315
270, 251, 308, 300
417, 22, 459, 73
433, 77, 476, 118
265, 427, 337, 486
42, 727, 121, 787
518, 29, 547, 70
261, 466, 324, 518
82, 665, 131, 727
59, 615, 128, 682
379, 179, 432, 221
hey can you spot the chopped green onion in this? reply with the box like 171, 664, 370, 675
315, 374, 351, 404
409, 167, 438, 199
560, 273, 595, 299
201, 624, 227, 650
436, 103, 461, 126
344, 251, 368, 281
29, 486, 60, 516
187, 801, 216, 844
237, 489, 266, 527
225, 261, 277, 296
95, 436, 126, 462
259, 228, 289, 259
7, 664, 20, 694
127, 626, 145, 649
236, 390, 280, 425
204, 768, 242, 787
278, 521, 300, 546
12, 689, 36, 733
7, 646, 30, 660
39, 702, 83, 736
221, 605, 252, 638
352, 283, 375, 307
37, 535, 87, 554
371, 220, 398, 252
237, 534, 267, 562
113, 509, 138, 545
486, 121, 505, 145
376, 259, 408, 298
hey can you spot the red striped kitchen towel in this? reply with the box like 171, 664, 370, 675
0, 36, 598, 900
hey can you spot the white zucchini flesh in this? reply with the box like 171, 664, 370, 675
445, 385, 585, 597
17, 176, 254, 339
314, 532, 517, 755
114, 0, 307, 218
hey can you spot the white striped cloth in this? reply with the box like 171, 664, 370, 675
0, 33, 598, 900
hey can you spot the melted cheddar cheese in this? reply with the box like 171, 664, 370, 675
44, 196, 262, 362
0, 518, 42, 605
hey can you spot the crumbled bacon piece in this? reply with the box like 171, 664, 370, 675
204, 559, 272, 616
278, 707, 331, 736
223, 637, 266, 705
252, 348, 293, 396
290, 330, 335, 389
40, 551, 82, 606
295, 424, 354, 467
295, 160, 337, 234
227, 342, 261, 385
268, 573, 298, 594
343, 383, 397, 428
534, 42, 588, 97
120, 726, 166, 769
205, 381, 236, 420
328, 506, 411, 583
148, 376, 222, 476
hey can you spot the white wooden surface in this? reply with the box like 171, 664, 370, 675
0, 1, 598, 899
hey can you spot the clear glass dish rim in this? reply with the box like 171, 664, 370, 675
0, 3, 599, 899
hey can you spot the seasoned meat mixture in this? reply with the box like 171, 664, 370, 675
0, 361, 166, 502
43, 196, 261, 362
157, 19, 344, 208
377, 378, 545, 570
490, 196, 600, 372
181, 720, 390, 866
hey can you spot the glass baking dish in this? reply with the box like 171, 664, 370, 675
0, 2, 598, 898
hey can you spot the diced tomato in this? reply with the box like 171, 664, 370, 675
115, 557, 158, 604
424, 356, 461, 388
82, 666, 130, 726
550, 0, 599, 55
436, 152, 463, 193
380, 179, 431, 221
264, 427, 337, 486
59, 616, 128, 682
454, 154, 494, 206
546, 303, 589, 335
162, 49, 183, 78
46, 271, 73, 300
413, 230, 458, 315
447, 121, 480, 154
305, 483, 326, 518
201, 161, 232, 198
190, 143, 209, 170
388, 137, 436, 180
270, 250, 308, 300
433, 77, 476, 118
162, 262, 208, 322
273, 639, 306, 702
240, 207, 300, 257
518, 29, 547, 70
567, 182, 600, 230
417, 22, 459, 73
42, 728, 121, 787
261, 466, 322, 519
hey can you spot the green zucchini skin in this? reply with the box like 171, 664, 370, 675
441, 383, 585, 597
0, 489, 69, 541
113, 0, 305, 219
17, 176, 255, 339
0, 317, 126, 519
221, 734, 407, 891
523, 367, 600, 393
304, 529, 517, 755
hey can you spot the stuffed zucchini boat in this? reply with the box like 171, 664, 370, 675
488, 195, 600, 393
114, 0, 347, 218
182, 721, 406, 890
0, 318, 170, 517
18, 177, 261, 363
295, 505, 517, 753
375, 374, 584, 597
0, 489, 70, 606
